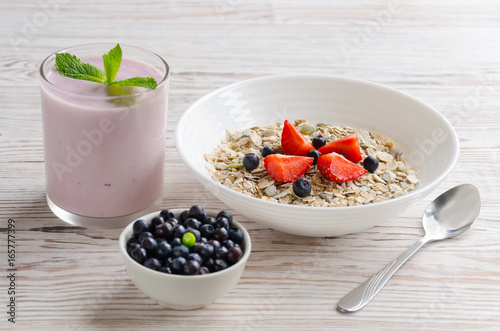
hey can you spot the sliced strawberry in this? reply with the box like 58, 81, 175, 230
281, 120, 315, 156
264, 154, 314, 183
317, 152, 367, 182
318, 133, 362, 163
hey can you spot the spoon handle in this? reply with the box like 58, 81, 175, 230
337, 237, 429, 312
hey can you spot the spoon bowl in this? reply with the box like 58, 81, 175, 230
338, 184, 481, 312
422, 184, 481, 240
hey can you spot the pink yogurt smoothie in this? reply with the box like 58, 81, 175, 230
41, 57, 168, 218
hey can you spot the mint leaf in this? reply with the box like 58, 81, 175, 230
110, 77, 158, 90
55, 53, 106, 83
102, 43, 122, 84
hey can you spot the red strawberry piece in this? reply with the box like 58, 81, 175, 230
281, 120, 315, 156
317, 152, 367, 182
318, 133, 363, 163
264, 154, 314, 183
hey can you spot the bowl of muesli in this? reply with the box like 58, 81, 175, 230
175, 74, 459, 237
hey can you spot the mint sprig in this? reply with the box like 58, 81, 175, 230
54, 43, 158, 90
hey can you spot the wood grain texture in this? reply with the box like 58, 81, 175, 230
1, 0, 500, 330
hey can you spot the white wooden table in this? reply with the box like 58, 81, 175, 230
1, 1, 499, 330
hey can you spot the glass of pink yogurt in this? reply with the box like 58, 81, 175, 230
40, 43, 169, 228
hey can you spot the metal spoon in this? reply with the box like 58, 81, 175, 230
337, 184, 481, 313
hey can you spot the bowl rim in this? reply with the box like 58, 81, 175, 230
175, 73, 460, 211
119, 209, 252, 279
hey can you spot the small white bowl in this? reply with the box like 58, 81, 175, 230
175, 74, 459, 237
119, 209, 251, 310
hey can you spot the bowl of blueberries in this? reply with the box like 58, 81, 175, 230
119, 204, 251, 310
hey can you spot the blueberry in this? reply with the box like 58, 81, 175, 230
184, 260, 201, 275
202, 216, 217, 227
203, 258, 215, 271
228, 228, 243, 244
170, 256, 187, 274
216, 210, 231, 220
138, 231, 153, 243
261, 146, 276, 158
227, 245, 243, 264
187, 253, 203, 265
179, 210, 189, 223
141, 237, 158, 254
130, 247, 147, 264
216, 210, 233, 225
127, 242, 141, 255
222, 239, 235, 249
199, 212, 209, 223
172, 224, 186, 239
312, 135, 326, 149
306, 149, 321, 165
166, 217, 179, 226
162, 257, 173, 268
171, 237, 182, 247
159, 209, 175, 220
213, 259, 228, 272
199, 224, 214, 239
191, 242, 203, 254
212, 227, 228, 242
363, 156, 379, 173
154, 241, 172, 260
126, 236, 139, 248
200, 266, 210, 274
198, 243, 215, 259
143, 258, 161, 270
183, 217, 201, 230
154, 222, 173, 239
172, 245, 190, 259
133, 220, 148, 235
208, 239, 221, 250
151, 216, 165, 228
188, 205, 205, 221
243, 153, 260, 171
215, 217, 230, 230
293, 178, 312, 198
214, 246, 229, 260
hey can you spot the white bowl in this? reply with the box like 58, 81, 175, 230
119, 209, 251, 310
175, 74, 459, 237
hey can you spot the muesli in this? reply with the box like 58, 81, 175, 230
204, 119, 419, 207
